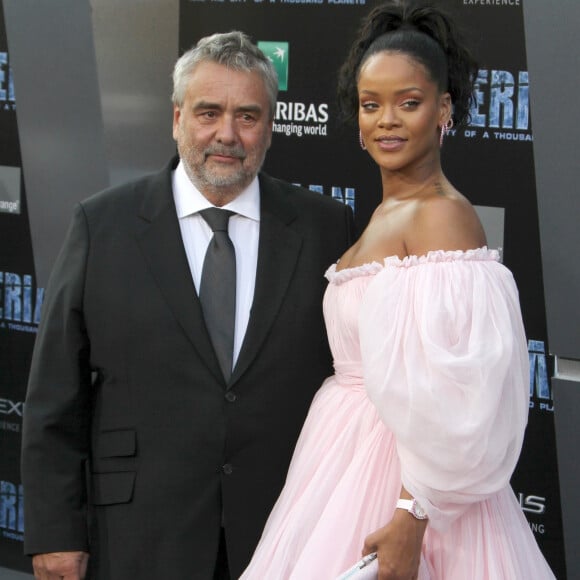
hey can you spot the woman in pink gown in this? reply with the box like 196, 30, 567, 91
241, 1, 556, 578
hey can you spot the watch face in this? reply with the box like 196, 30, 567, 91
412, 500, 428, 519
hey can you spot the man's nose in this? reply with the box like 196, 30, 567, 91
215, 116, 237, 144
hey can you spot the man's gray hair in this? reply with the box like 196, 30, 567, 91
172, 31, 279, 120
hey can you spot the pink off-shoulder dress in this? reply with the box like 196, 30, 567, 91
240, 248, 555, 579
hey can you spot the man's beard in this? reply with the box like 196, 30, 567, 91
178, 141, 266, 194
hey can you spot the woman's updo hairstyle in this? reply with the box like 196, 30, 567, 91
337, 0, 479, 128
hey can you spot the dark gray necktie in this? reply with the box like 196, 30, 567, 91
199, 208, 236, 381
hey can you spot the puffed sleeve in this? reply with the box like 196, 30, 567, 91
359, 249, 529, 532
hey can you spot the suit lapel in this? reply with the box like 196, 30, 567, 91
135, 159, 223, 383
231, 174, 302, 386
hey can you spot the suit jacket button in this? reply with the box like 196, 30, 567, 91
222, 463, 233, 475
225, 391, 236, 402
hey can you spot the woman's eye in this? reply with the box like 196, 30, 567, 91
402, 100, 420, 109
361, 102, 378, 110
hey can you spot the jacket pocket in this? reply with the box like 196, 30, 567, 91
95, 428, 136, 458
91, 429, 137, 505
91, 470, 136, 505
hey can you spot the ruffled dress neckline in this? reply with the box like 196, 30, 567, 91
326, 247, 500, 285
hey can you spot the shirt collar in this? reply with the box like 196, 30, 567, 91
173, 159, 260, 222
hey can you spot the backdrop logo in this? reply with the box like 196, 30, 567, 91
295, 182, 356, 212
258, 41, 289, 91
447, 69, 531, 142
259, 40, 329, 138
0, 398, 23, 434
463, 0, 521, 6
0, 271, 45, 333
0, 51, 16, 110
517, 492, 547, 535
518, 492, 546, 515
528, 340, 553, 412
0, 399, 23, 417
0, 166, 21, 215
0, 481, 24, 541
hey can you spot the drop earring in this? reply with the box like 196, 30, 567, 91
359, 130, 366, 151
439, 118, 454, 147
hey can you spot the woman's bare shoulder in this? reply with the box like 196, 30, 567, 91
405, 188, 487, 256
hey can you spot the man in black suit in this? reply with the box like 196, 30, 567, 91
21, 31, 354, 580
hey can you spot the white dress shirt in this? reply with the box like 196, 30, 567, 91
172, 160, 260, 367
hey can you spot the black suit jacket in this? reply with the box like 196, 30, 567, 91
21, 158, 355, 579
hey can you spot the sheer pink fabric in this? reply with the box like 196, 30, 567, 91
359, 249, 530, 532
240, 249, 555, 579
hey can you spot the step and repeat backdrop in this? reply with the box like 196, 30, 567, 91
0, 0, 566, 576
0, 2, 35, 573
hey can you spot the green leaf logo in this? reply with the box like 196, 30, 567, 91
258, 41, 289, 91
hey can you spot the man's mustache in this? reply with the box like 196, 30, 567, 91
204, 145, 246, 160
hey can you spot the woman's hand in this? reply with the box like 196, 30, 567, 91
362, 508, 427, 580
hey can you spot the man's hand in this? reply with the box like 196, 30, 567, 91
32, 551, 89, 580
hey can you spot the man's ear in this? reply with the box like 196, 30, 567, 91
172, 105, 182, 141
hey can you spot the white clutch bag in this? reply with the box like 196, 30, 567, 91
336, 552, 378, 579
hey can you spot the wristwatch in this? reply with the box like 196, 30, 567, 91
396, 498, 428, 520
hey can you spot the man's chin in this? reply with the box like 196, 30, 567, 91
202, 169, 252, 189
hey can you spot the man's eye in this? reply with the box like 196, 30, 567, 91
199, 111, 217, 119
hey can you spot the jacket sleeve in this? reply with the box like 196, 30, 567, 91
21, 203, 92, 555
